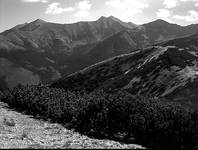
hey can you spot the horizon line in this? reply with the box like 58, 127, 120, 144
1, 15, 197, 33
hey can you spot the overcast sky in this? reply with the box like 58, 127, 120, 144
0, 0, 198, 32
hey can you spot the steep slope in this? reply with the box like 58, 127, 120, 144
0, 17, 136, 53
51, 46, 157, 92
87, 30, 139, 64
107, 16, 138, 29
87, 19, 198, 64
2, 17, 198, 90
52, 46, 198, 109
141, 19, 183, 42
161, 32, 198, 50
129, 19, 198, 47
0, 16, 138, 90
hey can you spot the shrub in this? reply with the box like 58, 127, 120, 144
2, 84, 198, 149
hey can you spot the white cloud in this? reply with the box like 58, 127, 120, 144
156, 9, 174, 22
157, 9, 171, 18
77, 0, 92, 10
163, 0, 198, 9
173, 15, 186, 20
106, 0, 148, 11
192, 0, 198, 6
22, 0, 48, 3
105, 0, 149, 21
181, 0, 198, 6
45, 2, 74, 14
173, 10, 198, 21
74, 10, 89, 17
74, 0, 92, 18
188, 10, 198, 21
163, 0, 177, 8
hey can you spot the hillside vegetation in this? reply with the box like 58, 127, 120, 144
2, 84, 198, 149
0, 101, 142, 149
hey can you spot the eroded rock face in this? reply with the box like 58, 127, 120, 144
52, 46, 198, 109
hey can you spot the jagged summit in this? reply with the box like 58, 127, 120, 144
108, 16, 122, 21
143, 19, 174, 27
16, 18, 47, 31
1, 16, 198, 90
97, 16, 137, 29
30, 18, 47, 25
97, 16, 124, 23
154, 19, 169, 23
97, 16, 118, 22
145, 19, 181, 27
98, 16, 108, 20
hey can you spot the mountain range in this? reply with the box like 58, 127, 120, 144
52, 45, 198, 110
1, 16, 198, 90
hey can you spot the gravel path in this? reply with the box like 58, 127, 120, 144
0, 101, 144, 149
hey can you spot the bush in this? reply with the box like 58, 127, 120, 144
2, 84, 198, 149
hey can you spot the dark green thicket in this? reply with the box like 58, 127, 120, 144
2, 84, 198, 149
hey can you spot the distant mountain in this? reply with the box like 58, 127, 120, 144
52, 46, 198, 110
160, 32, 198, 50
130, 19, 198, 46
1, 17, 198, 89
85, 20, 198, 64
0, 16, 136, 53
0, 16, 138, 89
107, 16, 138, 29
87, 30, 138, 64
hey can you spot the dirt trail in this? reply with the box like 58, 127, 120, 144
0, 101, 144, 149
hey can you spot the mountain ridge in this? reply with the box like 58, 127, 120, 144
1, 16, 198, 89
51, 45, 198, 110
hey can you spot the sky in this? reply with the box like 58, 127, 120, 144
0, 0, 198, 32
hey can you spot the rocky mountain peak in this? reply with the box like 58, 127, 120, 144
32, 19, 46, 25
97, 16, 137, 29
97, 16, 117, 22
18, 19, 46, 31
145, 19, 174, 27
